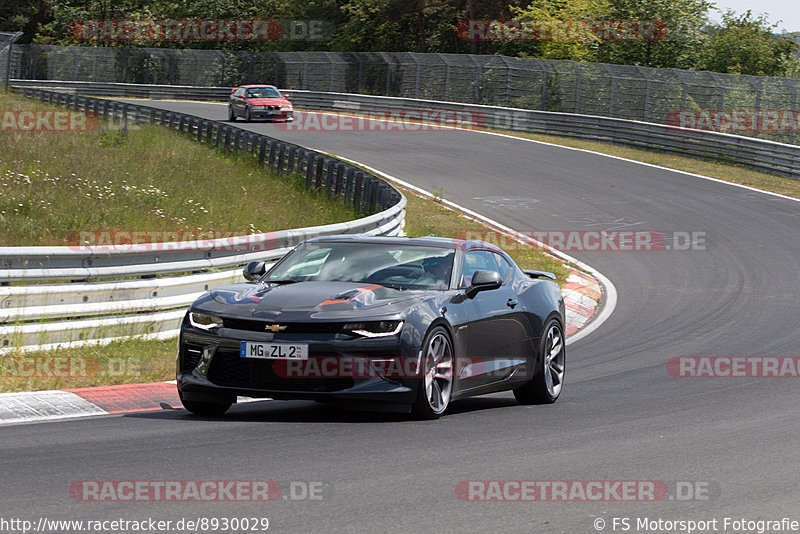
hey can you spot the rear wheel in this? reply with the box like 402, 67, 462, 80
513, 318, 565, 404
179, 391, 232, 416
411, 326, 454, 420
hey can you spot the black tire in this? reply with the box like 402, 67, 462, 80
513, 318, 565, 405
179, 391, 232, 416
228, 105, 236, 121
244, 107, 252, 122
411, 326, 454, 420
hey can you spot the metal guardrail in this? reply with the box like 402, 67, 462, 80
2, 86, 406, 353
13, 46, 800, 147
11, 80, 800, 180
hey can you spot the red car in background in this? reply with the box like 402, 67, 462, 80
228, 85, 293, 122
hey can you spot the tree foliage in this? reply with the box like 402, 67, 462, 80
699, 10, 799, 77
2, 0, 798, 77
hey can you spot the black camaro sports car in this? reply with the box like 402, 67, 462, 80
177, 235, 566, 419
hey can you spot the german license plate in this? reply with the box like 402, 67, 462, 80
240, 341, 308, 360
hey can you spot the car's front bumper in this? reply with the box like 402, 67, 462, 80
177, 327, 419, 409
248, 109, 293, 121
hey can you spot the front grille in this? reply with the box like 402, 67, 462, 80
181, 343, 203, 372
207, 348, 354, 392
222, 318, 344, 334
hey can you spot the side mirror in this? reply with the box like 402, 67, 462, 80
466, 270, 502, 298
283, 94, 291, 100
243, 261, 266, 282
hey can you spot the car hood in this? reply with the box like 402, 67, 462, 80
245, 97, 290, 106
193, 281, 423, 320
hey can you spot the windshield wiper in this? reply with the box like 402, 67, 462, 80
265, 279, 300, 285
375, 282, 409, 290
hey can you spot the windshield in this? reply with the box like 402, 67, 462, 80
265, 242, 455, 290
246, 87, 281, 98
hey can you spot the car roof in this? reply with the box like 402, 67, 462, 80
304, 234, 506, 254
238, 85, 279, 89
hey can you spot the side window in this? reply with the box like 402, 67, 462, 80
234, 88, 244, 97
493, 253, 512, 280
461, 250, 502, 287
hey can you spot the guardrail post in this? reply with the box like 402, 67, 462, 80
315, 157, 325, 189
305, 154, 316, 187
380, 184, 390, 209
268, 140, 277, 167
325, 160, 335, 197
354, 172, 364, 209
196, 120, 204, 142
223, 127, 232, 150
214, 124, 222, 147
344, 168, 356, 202
259, 138, 268, 165
276, 144, 286, 173
286, 146, 296, 173
367, 176, 378, 212
334, 164, 345, 197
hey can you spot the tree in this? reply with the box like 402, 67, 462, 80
700, 10, 799, 77
596, 0, 713, 68
0, 0, 54, 42
514, 0, 611, 61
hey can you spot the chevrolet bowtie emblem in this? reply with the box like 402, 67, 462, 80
265, 324, 287, 332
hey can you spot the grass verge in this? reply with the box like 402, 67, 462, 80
492, 129, 800, 200
0, 92, 359, 246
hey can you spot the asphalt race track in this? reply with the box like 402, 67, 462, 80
2, 100, 800, 533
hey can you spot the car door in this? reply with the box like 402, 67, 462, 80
457, 250, 529, 391
232, 88, 245, 114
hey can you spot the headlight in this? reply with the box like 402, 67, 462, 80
280, 105, 292, 111
343, 321, 403, 338
189, 312, 223, 330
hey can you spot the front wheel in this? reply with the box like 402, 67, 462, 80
228, 106, 236, 121
244, 107, 252, 122
513, 318, 565, 404
411, 326, 454, 420
179, 391, 232, 416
